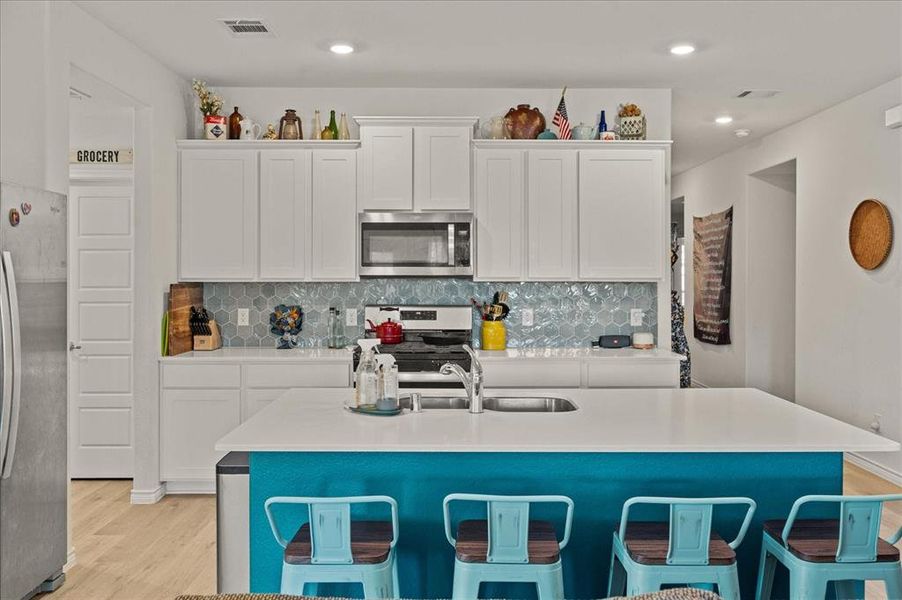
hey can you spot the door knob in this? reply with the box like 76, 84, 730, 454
69, 342, 82, 351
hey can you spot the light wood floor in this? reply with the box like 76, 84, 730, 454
37, 461, 901, 600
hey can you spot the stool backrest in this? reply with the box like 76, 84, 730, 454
781, 494, 902, 563
263, 495, 398, 565
443, 493, 574, 564
617, 496, 757, 566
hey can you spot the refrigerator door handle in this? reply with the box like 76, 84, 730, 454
1, 251, 21, 479
0, 257, 12, 475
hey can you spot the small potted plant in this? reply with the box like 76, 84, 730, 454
192, 79, 226, 141
270, 304, 303, 349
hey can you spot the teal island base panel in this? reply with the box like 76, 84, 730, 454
249, 452, 843, 599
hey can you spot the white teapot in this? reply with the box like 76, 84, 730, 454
239, 119, 262, 140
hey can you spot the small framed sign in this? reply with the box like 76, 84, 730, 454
69, 148, 133, 164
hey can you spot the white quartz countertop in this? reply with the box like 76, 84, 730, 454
215, 387, 899, 453
158, 347, 353, 362
475, 348, 685, 361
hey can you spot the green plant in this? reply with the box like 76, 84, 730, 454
192, 79, 223, 116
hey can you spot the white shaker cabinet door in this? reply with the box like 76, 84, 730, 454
179, 150, 258, 280
414, 126, 471, 211
360, 126, 413, 211
474, 149, 525, 280
526, 150, 577, 280
259, 150, 311, 281
578, 149, 665, 280
311, 150, 358, 281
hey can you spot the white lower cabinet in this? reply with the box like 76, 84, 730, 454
585, 362, 679, 388
160, 359, 352, 491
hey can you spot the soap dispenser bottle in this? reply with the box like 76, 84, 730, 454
354, 339, 381, 408
374, 354, 399, 411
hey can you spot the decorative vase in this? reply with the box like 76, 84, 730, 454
338, 113, 351, 140
537, 129, 557, 140
204, 115, 227, 141
312, 110, 322, 140
504, 104, 546, 139
228, 107, 243, 140
480, 116, 510, 139
278, 109, 302, 140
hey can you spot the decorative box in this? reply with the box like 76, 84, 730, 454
619, 115, 647, 140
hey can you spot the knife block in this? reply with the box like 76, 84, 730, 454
193, 319, 223, 351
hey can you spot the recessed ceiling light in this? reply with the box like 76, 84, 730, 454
734, 128, 752, 138
715, 116, 734, 125
669, 44, 696, 56
329, 43, 355, 55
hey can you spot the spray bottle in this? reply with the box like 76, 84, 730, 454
354, 339, 381, 408
374, 353, 399, 411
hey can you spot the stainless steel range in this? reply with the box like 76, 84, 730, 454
356, 304, 473, 388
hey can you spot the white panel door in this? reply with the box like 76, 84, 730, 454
474, 149, 525, 280
526, 150, 577, 280
360, 126, 413, 211
311, 150, 358, 281
179, 150, 257, 280
259, 150, 311, 280
68, 185, 134, 478
414, 126, 471, 211
578, 149, 665, 280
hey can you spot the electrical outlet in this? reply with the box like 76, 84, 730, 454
630, 309, 644, 327
345, 309, 357, 327
521, 308, 534, 327
237, 308, 249, 326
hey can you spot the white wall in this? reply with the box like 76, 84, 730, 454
0, 0, 190, 502
673, 78, 902, 475
69, 101, 134, 149
209, 87, 672, 141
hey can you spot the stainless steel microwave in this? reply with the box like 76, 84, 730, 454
358, 212, 473, 277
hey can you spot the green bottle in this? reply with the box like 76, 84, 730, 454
328, 110, 339, 140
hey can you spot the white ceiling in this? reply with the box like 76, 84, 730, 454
74, 0, 901, 173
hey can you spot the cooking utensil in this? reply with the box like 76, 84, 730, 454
366, 318, 404, 344
419, 332, 465, 346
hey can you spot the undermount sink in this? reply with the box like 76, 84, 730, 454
399, 395, 578, 413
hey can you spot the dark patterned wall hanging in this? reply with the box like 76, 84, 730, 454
693, 207, 733, 345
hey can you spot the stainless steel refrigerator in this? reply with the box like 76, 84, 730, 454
0, 181, 68, 600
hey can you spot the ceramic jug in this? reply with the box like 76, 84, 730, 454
239, 119, 262, 140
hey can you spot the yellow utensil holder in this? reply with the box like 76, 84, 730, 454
481, 320, 507, 351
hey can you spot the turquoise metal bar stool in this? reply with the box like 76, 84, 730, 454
756, 494, 902, 599
263, 495, 399, 598
443, 493, 574, 600
607, 496, 757, 600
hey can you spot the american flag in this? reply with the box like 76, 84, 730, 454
553, 93, 571, 140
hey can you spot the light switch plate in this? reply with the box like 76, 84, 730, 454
345, 309, 357, 327
521, 308, 534, 327
630, 309, 644, 327
237, 308, 249, 326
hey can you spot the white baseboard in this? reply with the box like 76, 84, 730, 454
164, 480, 216, 495
64, 550, 76, 572
130, 484, 166, 504
846, 452, 902, 487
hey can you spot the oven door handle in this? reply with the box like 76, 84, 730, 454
397, 372, 461, 383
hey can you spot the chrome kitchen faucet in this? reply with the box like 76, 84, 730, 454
440, 345, 484, 414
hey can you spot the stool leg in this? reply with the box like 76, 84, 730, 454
756, 543, 777, 600
452, 564, 481, 600
535, 567, 565, 600
716, 567, 741, 600
607, 553, 627, 597
883, 568, 902, 600
628, 571, 661, 595
790, 569, 828, 600
362, 570, 392, 599
280, 565, 306, 595
391, 555, 400, 599
833, 580, 858, 600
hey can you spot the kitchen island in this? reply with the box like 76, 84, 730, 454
216, 387, 898, 598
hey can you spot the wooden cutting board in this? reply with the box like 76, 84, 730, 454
168, 282, 203, 355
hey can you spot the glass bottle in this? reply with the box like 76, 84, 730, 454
278, 109, 302, 140
312, 110, 322, 140
338, 112, 351, 140
598, 110, 608, 138
328, 110, 339, 140
228, 106, 243, 140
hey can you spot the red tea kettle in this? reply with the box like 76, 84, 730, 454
366, 318, 404, 345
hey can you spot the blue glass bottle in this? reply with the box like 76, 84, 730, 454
598, 110, 608, 136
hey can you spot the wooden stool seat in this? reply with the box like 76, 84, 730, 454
622, 522, 737, 565
285, 520, 393, 565
763, 519, 901, 563
455, 519, 561, 564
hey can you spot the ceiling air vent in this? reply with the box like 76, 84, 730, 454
219, 19, 274, 37
736, 89, 781, 99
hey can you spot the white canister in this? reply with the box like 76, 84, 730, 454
204, 115, 227, 141
632, 332, 655, 349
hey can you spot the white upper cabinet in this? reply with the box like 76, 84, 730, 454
259, 150, 311, 281
356, 117, 476, 212
578, 149, 665, 280
312, 150, 358, 280
179, 150, 257, 280
414, 126, 472, 211
526, 150, 577, 280
474, 149, 525, 280
360, 126, 413, 211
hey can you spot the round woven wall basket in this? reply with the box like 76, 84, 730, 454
849, 199, 893, 270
